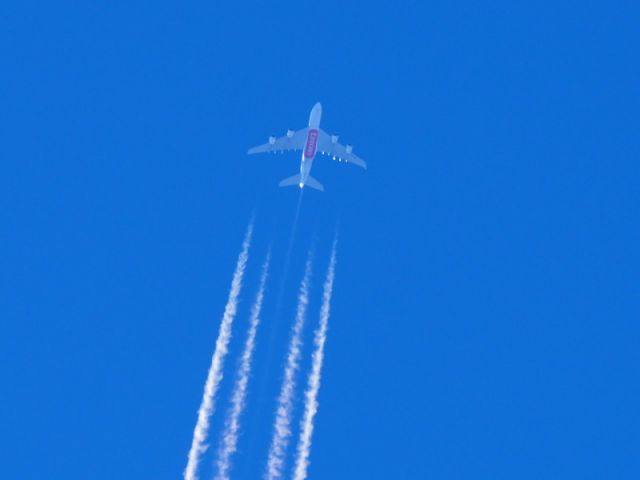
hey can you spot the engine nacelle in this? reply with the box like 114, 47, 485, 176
346, 144, 353, 154
269, 136, 276, 145
331, 134, 339, 144
286, 129, 295, 138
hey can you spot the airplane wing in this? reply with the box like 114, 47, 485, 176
317, 129, 367, 169
247, 128, 308, 154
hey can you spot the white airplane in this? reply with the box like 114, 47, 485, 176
247, 102, 366, 192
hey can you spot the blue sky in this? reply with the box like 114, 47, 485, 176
1, 1, 638, 479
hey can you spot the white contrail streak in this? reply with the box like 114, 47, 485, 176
265, 253, 313, 480
184, 221, 254, 480
215, 250, 271, 480
293, 239, 337, 480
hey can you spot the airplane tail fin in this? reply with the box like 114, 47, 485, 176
278, 174, 324, 192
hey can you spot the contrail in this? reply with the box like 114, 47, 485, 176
214, 250, 271, 480
265, 252, 313, 480
183, 220, 254, 480
292, 238, 337, 480
273, 190, 304, 320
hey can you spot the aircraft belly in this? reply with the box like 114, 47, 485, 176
300, 156, 313, 183
303, 129, 319, 159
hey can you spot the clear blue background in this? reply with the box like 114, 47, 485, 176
1, 1, 638, 479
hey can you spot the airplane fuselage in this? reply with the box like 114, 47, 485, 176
300, 103, 322, 187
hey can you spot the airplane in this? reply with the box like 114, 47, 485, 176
247, 102, 366, 192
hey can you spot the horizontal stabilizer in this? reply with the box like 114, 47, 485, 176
278, 174, 324, 192
305, 175, 324, 192
278, 174, 301, 188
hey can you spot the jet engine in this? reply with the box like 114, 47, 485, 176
346, 144, 353, 154
269, 136, 276, 145
331, 134, 339, 144
286, 129, 295, 138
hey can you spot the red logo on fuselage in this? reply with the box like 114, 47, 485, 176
304, 129, 319, 159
